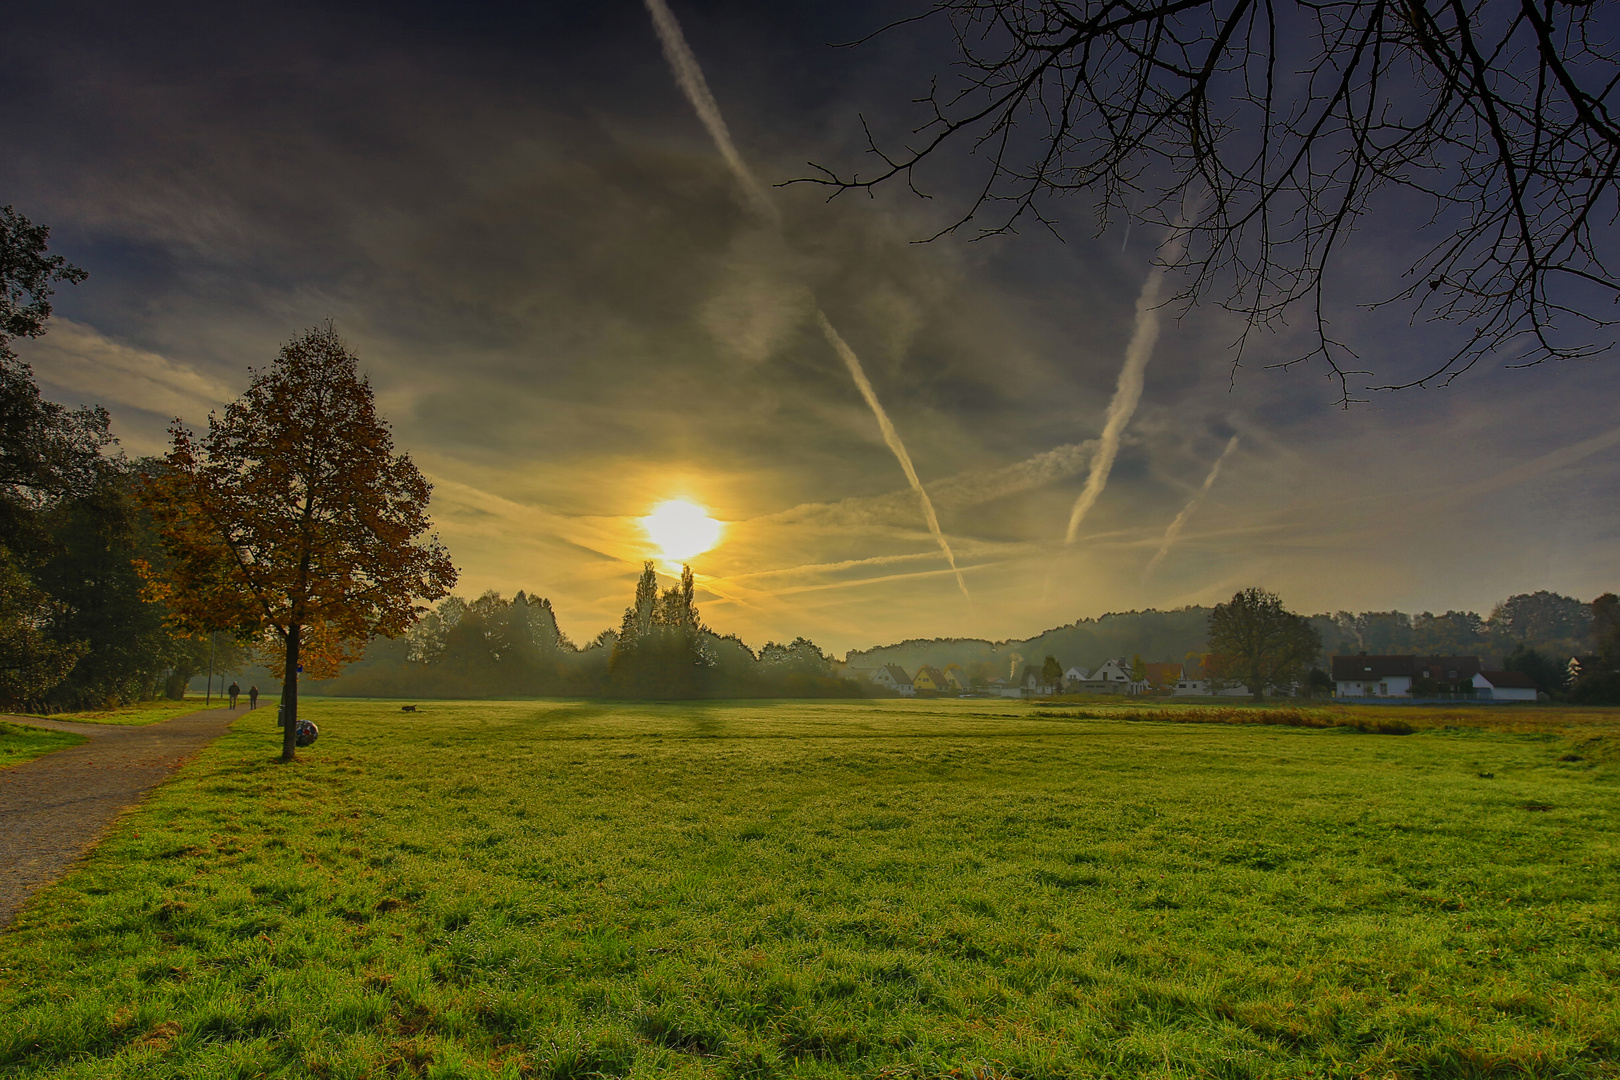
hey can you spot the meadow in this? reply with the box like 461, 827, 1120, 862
0, 698, 1615, 1079
0, 720, 85, 766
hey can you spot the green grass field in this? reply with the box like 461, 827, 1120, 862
0, 720, 86, 767
1, 698, 1615, 1078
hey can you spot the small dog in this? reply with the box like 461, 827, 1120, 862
401, 705, 418, 713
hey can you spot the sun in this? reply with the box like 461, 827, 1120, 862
641, 500, 724, 562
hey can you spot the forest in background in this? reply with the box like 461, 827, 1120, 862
846, 591, 1600, 687
288, 586, 1609, 701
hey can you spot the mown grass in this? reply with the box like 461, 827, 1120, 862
20, 697, 244, 726
1, 697, 1617, 1078
0, 720, 86, 767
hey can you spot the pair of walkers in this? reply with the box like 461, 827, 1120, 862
226, 683, 259, 710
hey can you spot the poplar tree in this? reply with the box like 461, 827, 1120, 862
142, 324, 456, 761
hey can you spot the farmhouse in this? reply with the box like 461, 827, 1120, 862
1332, 654, 1482, 698
941, 663, 967, 691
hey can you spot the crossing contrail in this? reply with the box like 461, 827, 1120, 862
642, 0, 967, 597
816, 311, 968, 596
1140, 435, 1240, 583
1065, 228, 1189, 544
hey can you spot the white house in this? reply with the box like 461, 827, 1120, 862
1332, 654, 1482, 698
870, 664, 913, 695
1474, 670, 1538, 701
1091, 658, 1133, 685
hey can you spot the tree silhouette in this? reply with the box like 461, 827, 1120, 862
142, 324, 456, 761
1208, 587, 1321, 701
804, 1, 1620, 399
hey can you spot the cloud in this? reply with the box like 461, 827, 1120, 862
18, 318, 235, 451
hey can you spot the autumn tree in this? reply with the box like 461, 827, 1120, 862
142, 324, 456, 761
1207, 588, 1322, 702
1041, 654, 1063, 684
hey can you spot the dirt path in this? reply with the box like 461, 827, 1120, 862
0, 705, 254, 929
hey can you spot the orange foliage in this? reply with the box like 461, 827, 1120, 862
140, 323, 456, 685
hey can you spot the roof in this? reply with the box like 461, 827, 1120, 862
881, 664, 910, 682
1142, 662, 1180, 684
1331, 655, 1415, 680
1413, 656, 1482, 681
914, 665, 946, 684
1479, 669, 1538, 689
1332, 655, 1481, 681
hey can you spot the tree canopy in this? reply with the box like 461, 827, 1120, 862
143, 323, 456, 760
1208, 587, 1323, 701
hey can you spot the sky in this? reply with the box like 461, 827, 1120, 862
6, 0, 1619, 656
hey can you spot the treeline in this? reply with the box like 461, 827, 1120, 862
311, 563, 861, 700
850, 592, 1604, 683
0, 209, 243, 711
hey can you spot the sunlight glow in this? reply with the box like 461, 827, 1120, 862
642, 499, 723, 562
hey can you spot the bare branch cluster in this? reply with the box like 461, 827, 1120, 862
798, 0, 1620, 400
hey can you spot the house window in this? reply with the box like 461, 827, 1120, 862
1379, 682, 1388, 695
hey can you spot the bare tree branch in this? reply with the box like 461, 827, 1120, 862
794, 0, 1620, 402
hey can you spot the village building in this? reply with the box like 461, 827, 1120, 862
1473, 670, 1538, 701
1332, 654, 1482, 698
869, 664, 913, 695
941, 663, 967, 691
912, 665, 952, 695
1020, 665, 1057, 696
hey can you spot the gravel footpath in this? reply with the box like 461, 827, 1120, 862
0, 706, 250, 928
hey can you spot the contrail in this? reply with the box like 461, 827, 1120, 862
643, 0, 968, 598
1140, 435, 1240, 583
1065, 229, 1188, 543
643, 0, 776, 223
816, 311, 968, 596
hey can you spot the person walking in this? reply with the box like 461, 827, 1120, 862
248, 685, 259, 710
228, 681, 240, 709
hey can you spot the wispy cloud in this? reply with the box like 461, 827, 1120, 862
1141, 434, 1240, 583
21, 317, 234, 419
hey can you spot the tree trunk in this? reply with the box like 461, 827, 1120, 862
281, 624, 300, 763
1251, 666, 1265, 704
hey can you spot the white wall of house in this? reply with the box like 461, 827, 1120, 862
1472, 673, 1536, 701
1335, 676, 1411, 698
